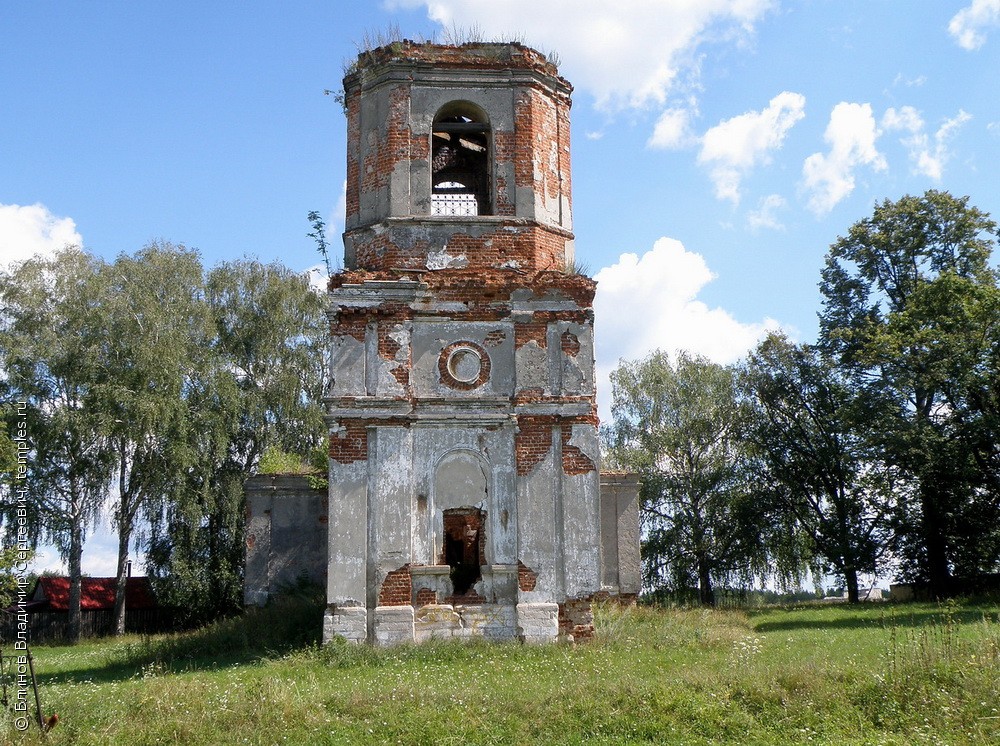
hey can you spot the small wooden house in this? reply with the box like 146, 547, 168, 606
6, 577, 171, 642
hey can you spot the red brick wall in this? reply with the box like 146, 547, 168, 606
415, 587, 437, 606
561, 423, 597, 475
515, 415, 599, 476
345, 90, 360, 224
517, 561, 538, 592
377, 321, 409, 388
558, 598, 594, 642
349, 224, 572, 273
561, 330, 580, 357
378, 564, 412, 606
329, 421, 368, 464
515, 416, 555, 476
360, 84, 411, 199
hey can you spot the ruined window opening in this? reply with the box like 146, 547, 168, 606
441, 507, 485, 596
432, 103, 491, 216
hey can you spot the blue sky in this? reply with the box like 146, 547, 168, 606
3, 1, 1000, 575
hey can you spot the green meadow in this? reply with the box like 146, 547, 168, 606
4, 595, 999, 745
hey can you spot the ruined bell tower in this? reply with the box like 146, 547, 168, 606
322, 41, 607, 645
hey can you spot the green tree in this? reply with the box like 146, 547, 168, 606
0, 248, 112, 641
607, 351, 774, 605
0, 420, 15, 476
92, 243, 210, 634
146, 259, 327, 624
819, 190, 1000, 595
915, 276, 1000, 579
744, 334, 895, 603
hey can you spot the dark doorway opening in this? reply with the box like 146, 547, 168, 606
442, 507, 485, 596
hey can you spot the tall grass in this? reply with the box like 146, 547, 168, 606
5, 597, 999, 744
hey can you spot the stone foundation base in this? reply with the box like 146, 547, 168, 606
323, 602, 568, 644
413, 603, 519, 642
323, 605, 367, 644
516, 602, 559, 643
374, 606, 415, 646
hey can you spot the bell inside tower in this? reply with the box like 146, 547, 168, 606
431, 102, 491, 216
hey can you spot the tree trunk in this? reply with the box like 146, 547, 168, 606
915, 398, 953, 598
67, 515, 83, 644
697, 554, 715, 607
112, 517, 131, 636
844, 566, 860, 604
113, 449, 132, 636
921, 483, 952, 598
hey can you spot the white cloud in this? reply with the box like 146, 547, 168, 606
949, 0, 1000, 50
330, 179, 348, 239
697, 91, 805, 203
648, 107, 695, 150
307, 180, 347, 281
801, 102, 886, 216
593, 237, 780, 420
892, 73, 927, 88
882, 105, 923, 134
388, 0, 774, 109
883, 106, 972, 180
746, 194, 787, 231
0, 203, 82, 270
305, 262, 330, 293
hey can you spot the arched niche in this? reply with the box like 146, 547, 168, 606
433, 447, 489, 512
432, 449, 490, 596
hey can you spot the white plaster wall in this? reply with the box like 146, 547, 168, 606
365, 322, 409, 398
328, 333, 366, 397
243, 491, 271, 606
327, 458, 368, 606
413, 423, 517, 567
370, 426, 414, 600
516, 429, 563, 603
562, 424, 602, 599
554, 321, 595, 397
515, 339, 549, 395
410, 320, 515, 398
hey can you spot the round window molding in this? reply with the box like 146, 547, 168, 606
439, 341, 491, 390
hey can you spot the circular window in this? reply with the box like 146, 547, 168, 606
439, 341, 491, 390
447, 346, 482, 383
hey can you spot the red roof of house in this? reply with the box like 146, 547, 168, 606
31, 577, 158, 612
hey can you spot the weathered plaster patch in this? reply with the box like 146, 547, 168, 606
427, 248, 469, 270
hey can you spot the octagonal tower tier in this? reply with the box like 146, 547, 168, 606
342, 41, 575, 273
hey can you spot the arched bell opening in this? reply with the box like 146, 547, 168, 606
431, 101, 492, 216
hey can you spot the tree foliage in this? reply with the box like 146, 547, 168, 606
606, 192, 1000, 602
0, 245, 328, 631
819, 190, 1000, 594
145, 258, 327, 625
744, 334, 896, 602
0, 248, 113, 640
91, 243, 211, 634
606, 351, 781, 605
